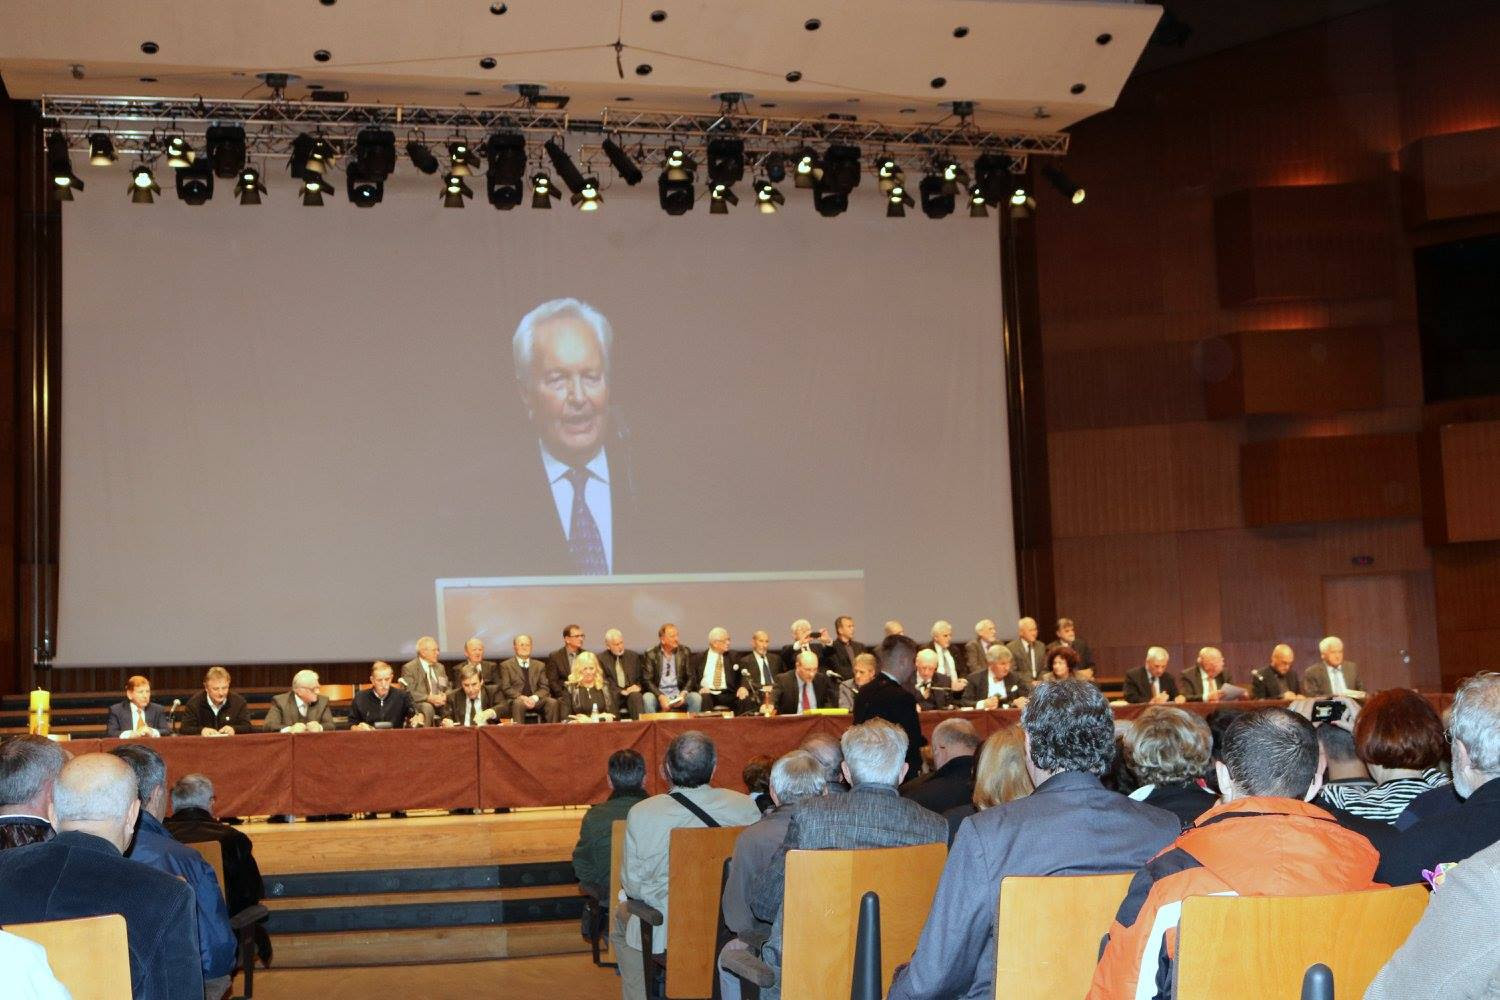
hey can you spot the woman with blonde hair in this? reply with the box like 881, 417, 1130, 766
942, 725, 1035, 842
566, 651, 617, 721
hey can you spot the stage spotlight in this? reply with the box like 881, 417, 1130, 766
484, 131, 528, 209
531, 172, 561, 209
706, 138, 744, 189
543, 139, 588, 195
289, 133, 316, 179
300, 176, 328, 206
206, 124, 247, 179
810, 143, 860, 217
1010, 181, 1030, 206
128, 164, 160, 204
886, 182, 914, 218
875, 155, 903, 194
571, 176, 602, 211
442, 172, 473, 208
88, 132, 117, 166
763, 152, 786, 183
658, 146, 696, 215
601, 137, 643, 185
708, 182, 738, 214
165, 134, 195, 168
812, 188, 847, 217
918, 173, 955, 219
938, 158, 969, 196
234, 166, 267, 205
346, 163, 383, 207
754, 179, 784, 214
448, 139, 479, 177
973, 153, 1017, 204
174, 159, 214, 205
346, 128, 396, 207
47, 131, 83, 200
968, 184, 988, 218
307, 135, 337, 175
793, 147, 819, 189
406, 139, 440, 175
1042, 163, 1086, 204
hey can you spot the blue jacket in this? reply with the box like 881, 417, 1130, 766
128, 810, 237, 978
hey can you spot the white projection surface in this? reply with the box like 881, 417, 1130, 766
59, 170, 1016, 665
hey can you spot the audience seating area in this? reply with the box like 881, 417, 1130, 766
2, 914, 132, 1000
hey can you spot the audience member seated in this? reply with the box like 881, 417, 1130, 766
263, 670, 336, 733
799, 732, 849, 793
440, 663, 502, 727
1319, 688, 1449, 823
1250, 644, 1301, 701
1303, 697, 1371, 806
961, 644, 1028, 709
571, 749, 648, 912
110, 745, 237, 999
1, 736, 68, 851
1089, 708, 1382, 1000
1036, 644, 1079, 687
612, 730, 760, 1000
1047, 617, 1095, 673
901, 718, 980, 815
349, 661, 420, 729
500, 634, 565, 724
750, 720, 948, 997
458, 635, 499, 687
566, 652, 618, 720
600, 628, 655, 718
718, 750, 827, 1000
920, 620, 967, 692
693, 627, 738, 712
0, 754, 203, 1000
105, 675, 171, 738
1378, 672, 1500, 885
0, 927, 70, 999
1201, 706, 1245, 794
184, 667, 253, 736
888, 680, 1179, 1000
1004, 616, 1046, 686
856, 643, 926, 774
1123, 706, 1217, 826
1365, 837, 1500, 1000
941, 725, 1034, 842
1179, 646, 1232, 703
905, 649, 955, 711
1302, 635, 1366, 699
644, 622, 700, 713
401, 635, 451, 728
165, 773, 269, 965
742, 755, 775, 814
734, 630, 781, 715
1122, 647, 1184, 705
771, 649, 835, 715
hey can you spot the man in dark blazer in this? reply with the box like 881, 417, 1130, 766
919, 620, 965, 689
263, 670, 338, 732
165, 772, 271, 966
1302, 636, 1365, 698
1122, 647, 1184, 705
961, 646, 1030, 709
456, 637, 501, 687
886, 680, 1180, 1000
771, 650, 836, 716
1046, 617, 1096, 671
825, 615, 867, 680
105, 675, 172, 738
901, 718, 981, 814
441, 663, 503, 726
1180, 646, 1234, 702
184, 666, 254, 736
0, 753, 205, 1000
690, 627, 738, 712
905, 651, 956, 711
599, 628, 655, 717
780, 619, 831, 683
400, 635, 451, 727
853, 650, 925, 775
349, 661, 420, 729
499, 634, 565, 723
734, 630, 782, 715
547, 624, 588, 691
1251, 644, 1301, 700
1004, 617, 1046, 686
963, 619, 1000, 674
643, 623, 698, 712
0, 735, 66, 851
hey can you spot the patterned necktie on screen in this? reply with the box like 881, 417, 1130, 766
565, 466, 608, 575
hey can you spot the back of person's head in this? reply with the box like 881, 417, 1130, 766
840, 719, 909, 786
1020, 679, 1115, 775
1126, 707, 1212, 787
0, 735, 70, 810
932, 718, 982, 757
769, 750, 826, 806
972, 726, 1035, 809
52, 754, 140, 850
742, 754, 775, 795
1315, 720, 1360, 764
169, 773, 215, 814
607, 749, 648, 793
1354, 688, 1446, 772
1204, 707, 1245, 763
108, 743, 168, 807
664, 731, 716, 788
1220, 708, 1320, 799
876, 633, 918, 680
800, 733, 845, 785
1447, 673, 1500, 779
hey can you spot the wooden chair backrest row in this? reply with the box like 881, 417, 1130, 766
780, 841, 948, 998
186, 838, 227, 895
606, 819, 626, 960
665, 824, 746, 998
995, 873, 1133, 1000
3, 914, 131, 1000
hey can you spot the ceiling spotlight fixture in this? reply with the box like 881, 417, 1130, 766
1010, 181, 1030, 206
88, 132, 117, 166
754, 179, 784, 214
811, 143, 860, 217
793, 147, 820, 189
234, 165, 267, 205
347, 127, 396, 207
1042, 163, 1086, 204
164, 134, 195, 168
128, 164, 160, 203
968, 183, 988, 218
763, 152, 786, 183
658, 145, 696, 215
918, 172, 955, 219
447, 139, 479, 177
601, 137, 643, 185
300, 176, 328, 206
206, 124, 247, 178
875, 155, 904, 194
306, 135, 337, 174
289, 133, 316, 179
972, 153, 1018, 204
442, 172, 473, 208
937, 157, 969, 196
406, 138, 440, 174
543, 138, 588, 196
174, 159, 214, 205
47, 131, 83, 200
531, 172, 561, 209
706, 138, 745, 189
484, 131, 528, 209
886, 181, 914, 218
571, 176, 602, 211
708, 182, 738, 215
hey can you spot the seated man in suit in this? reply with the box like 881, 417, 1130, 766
1180, 645, 1233, 702
644, 622, 699, 713
906, 649, 955, 711
164, 773, 269, 965
1046, 616, 1096, 672
0, 753, 204, 1000
500, 634, 565, 723
1251, 643, 1301, 700
263, 670, 337, 732
772, 649, 836, 715
962, 644, 1029, 709
901, 718, 981, 814
1004, 617, 1046, 687
547, 624, 588, 694
184, 666, 253, 737
779, 618, 829, 681
111, 745, 236, 998
401, 635, 451, 727
734, 630, 781, 716
600, 628, 655, 718
457, 636, 500, 687
441, 662, 502, 726
350, 661, 421, 729
105, 675, 171, 738
964, 619, 999, 674
1302, 635, 1366, 699
693, 627, 738, 713
0, 735, 68, 850
921, 620, 968, 693
1122, 646, 1185, 705
826, 615, 867, 680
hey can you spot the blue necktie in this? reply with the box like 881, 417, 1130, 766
565, 467, 608, 575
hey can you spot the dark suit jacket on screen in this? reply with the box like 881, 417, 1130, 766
771, 670, 836, 715
1122, 666, 1180, 705
105, 700, 172, 737
183, 691, 253, 735
262, 692, 337, 731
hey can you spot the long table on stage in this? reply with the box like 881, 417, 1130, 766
68, 696, 1451, 817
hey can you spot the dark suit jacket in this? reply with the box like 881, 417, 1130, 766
1377, 777, 1500, 886
1122, 666, 1180, 705
736, 651, 782, 692
183, 691, 253, 735
0, 813, 53, 851
546, 647, 587, 691
905, 673, 955, 711
400, 657, 452, 706
498, 657, 558, 701
1004, 638, 1047, 684
1046, 637, 1096, 670
105, 700, 172, 737
690, 650, 738, 693
961, 639, 994, 675
442, 684, 503, 725
779, 641, 830, 677
826, 638, 868, 678
1250, 667, 1301, 700
0, 830, 204, 1000
771, 670, 836, 715
960, 668, 1028, 708
918, 642, 966, 683
1179, 667, 1233, 703
901, 754, 977, 815
854, 673, 926, 772
1303, 661, 1362, 697
643, 644, 693, 698
262, 692, 338, 731
598, 648, 647, 694
566, 684, 617, 717
457, 659, 499, 686
163, 807, 264, 915
349, 688, 416, 727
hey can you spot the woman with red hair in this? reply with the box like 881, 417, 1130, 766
1322, 688, 1450, 823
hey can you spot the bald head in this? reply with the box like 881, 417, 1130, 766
52, 754, 141, 852
1270, 644, 1294, 675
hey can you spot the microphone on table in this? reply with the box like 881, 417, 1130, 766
168, 699, 181, 736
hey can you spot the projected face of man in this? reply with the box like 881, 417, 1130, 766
523, 314, 610, 467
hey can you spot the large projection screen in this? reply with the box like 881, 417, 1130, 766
59, 168, 1017, 666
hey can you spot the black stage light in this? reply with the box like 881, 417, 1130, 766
206, 124, 247, 178
300, 175, 328, 206
936, 158, 969, 196
531, 172, 561, 209
812, 188, 847, 217
763, 152, 786, 184
88, 132, 117, 166
448, 139, 479, 177
235, 166, 267, 205
754, 179, 784, 214
571, 176, 602, 211
543, 139, 588, 195
406, 139, 440, 174
601, 137, 643, 185
919, 172, 955, 219
165, 134, 195, 168
968, 183, 988, 218
886, 181, 914, 218
810, 143, 860, 217
289, 133, 316, 179
706, 137, 744, 188
346, 162, 383, 207
47, 131, 83, 200
442, 172, 474, 208
306, 135, 336, 174
174, 159, 214, 205
128, 164, 160, 203
347, 128, 396, 207
1042, 163, 1086, 204
485, 131, 528, 209
875, 155, 902, 194
973, 153, 1016, 204
708, 182, 738, 214
658, 145, 696, 215
793, 147, 819, 189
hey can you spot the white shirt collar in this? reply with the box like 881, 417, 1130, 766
539, 442, 610, 486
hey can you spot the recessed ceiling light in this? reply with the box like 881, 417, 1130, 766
465, 89, 482, 96
139, 76, 157, 83
930, 76, 947, 88
1070, 82, 1087, 94
899, 107, 916, 114
1096, 32, 1113, 45
761, 102, 777, 108
804, 18, 821, 30
307, 83, 324, 90
635, 63, 653, 75
615, 96, 634, 102
319, 0, 336, 6
314, 49, 332, 62
846, 97, 860, 103
489, 2, 508, 13
140, 41, 159, 55
785, 70, 802, 82
953, 26, 969, 38
650, 9, 667, 22
480, 56, 496, 69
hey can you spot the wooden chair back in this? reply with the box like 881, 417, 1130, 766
4, 914, 132, 1000
780, 841, 948, 998
319, 683, 356, 703
186, 838, 228, 895
1174, 885, 1429, 999
994, 872, 1134, 1000
664, 824, 747, 998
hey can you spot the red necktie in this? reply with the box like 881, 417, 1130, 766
800, 682, 811, 712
